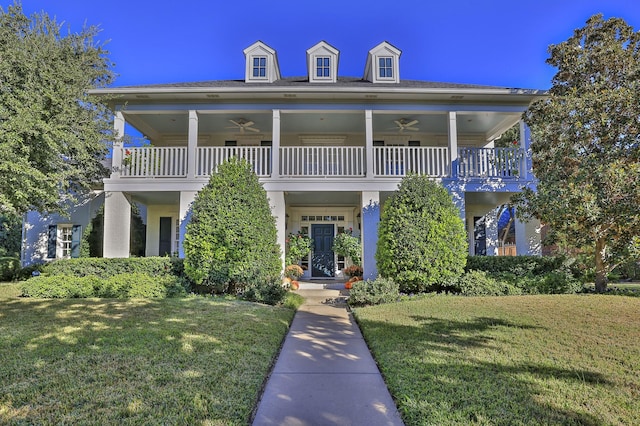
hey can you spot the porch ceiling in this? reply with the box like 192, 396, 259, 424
465, 191, 513, 207
129, 191, 180, 205
285, 191, 361, 207
122, 110, 521, 141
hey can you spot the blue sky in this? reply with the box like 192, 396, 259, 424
4, 0, 640, 89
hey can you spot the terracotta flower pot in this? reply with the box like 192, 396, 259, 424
290, 280, 299, 290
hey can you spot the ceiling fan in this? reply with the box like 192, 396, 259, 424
389, 119, 419, 133
226, 119, 260, 133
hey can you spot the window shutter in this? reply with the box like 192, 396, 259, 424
71, 225, 82, 258
47, 225, 57, 258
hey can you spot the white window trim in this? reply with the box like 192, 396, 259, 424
251, 55, 268, 80
314, 56, 332, 80
57, 224, 73, 259
377, 56, 395, 80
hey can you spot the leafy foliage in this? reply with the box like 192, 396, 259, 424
0, 213, 21, 257
515, 15, 640, 291
41, 257, 184, 279
453, 270, 523, 296
376, 174, 468, 292
183, 158, 282, 294
332, 228, 362, 265
0, 257, 20, 281
285, 231, 312, 265
283, 264, 303, 279
21, 273, 187, 298
0, 3, 115, 215
348, 276, 400, 306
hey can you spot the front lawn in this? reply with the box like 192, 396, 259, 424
353, 294, 640, 425
0, 296, 296, 425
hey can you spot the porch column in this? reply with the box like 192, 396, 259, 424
448, 111, 459, 178
178, 191, 197, 257
485, 208, 499, 256
271, 110, 281, 178
187, 110, 198, 179
365, 109, 374, 179
361, 191, 380, 280
515, 215, 542, 255
519, 120, 533, 180
111, 111, 125, 178
103, 191, 131, 257
267, 191, 286, 270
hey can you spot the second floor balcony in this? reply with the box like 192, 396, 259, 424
117, 145, 527, 180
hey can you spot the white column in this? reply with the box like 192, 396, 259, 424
448, 111, 458, 177
515, 216, 542, 256
365, 110, 374, 179
267, 191, 286, 270
271, 110, 281, 178
519, 120, 533, 180
187, 110, 198, 179
361, 191, 380, 280
103, 191, 131, 258
178, 191, 197, 257
485, 208, 499, 256
112, 111, 125, 178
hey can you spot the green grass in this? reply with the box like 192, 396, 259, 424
0, 282, 22, 298
353, 294, 640, 425
0, 295, 297, 425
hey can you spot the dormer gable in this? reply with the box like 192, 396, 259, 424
306, 41, 339, 83
363, 41, 401, 84
243, 41, 281, 83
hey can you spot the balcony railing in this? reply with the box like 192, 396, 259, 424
197, 146, 271, 177
117, 146, 526, 180
373, 146, 449, 177
458, 147, 524, 178
280, 146, 364, 177
121, 147, 187, 177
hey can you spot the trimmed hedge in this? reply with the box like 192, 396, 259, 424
465, 255, 567, 277
41, 257, 184, 279
21, 273, 187, 298
348, 276, 400, 306
454, 270, 523, 296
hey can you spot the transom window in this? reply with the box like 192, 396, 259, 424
60, 225, 73, 258
252, 56, 267, 78
316, 57, 330, 78
379, 57, 393, 78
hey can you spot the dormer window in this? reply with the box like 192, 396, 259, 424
316, 57, 331, 78
307, 41, 339, 83
243, 41, 281, 83
252, 56, 267, 78
378, 57, 393, 78
364, 41, 401, 84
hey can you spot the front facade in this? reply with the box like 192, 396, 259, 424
23, 41, 545, 279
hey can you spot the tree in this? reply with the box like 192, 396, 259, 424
0, 3, 115, 216
515, 15, 640, 292
376, 174, 468, 293
183, 158, 281, 294
0, 212, 21, 257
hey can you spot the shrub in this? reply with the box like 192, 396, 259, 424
284, 264, 304, 279
0, 257, 20, 281
465, 255, 567, 277
183, 158, 281, 294
241, 276, 288, 305
21, 273, 187, 298
348, 276, 400, 306
376, 175, 467, 293
41, 257, 182, 279
285, 232, 312, 265
453, 270, 522, 296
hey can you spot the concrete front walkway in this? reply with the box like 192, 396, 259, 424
252, 282, 404, 426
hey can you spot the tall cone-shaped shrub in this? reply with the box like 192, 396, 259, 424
376, 175, 467, 292
183, 158, 281, 293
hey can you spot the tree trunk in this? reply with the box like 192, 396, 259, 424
594, 238, 608, 293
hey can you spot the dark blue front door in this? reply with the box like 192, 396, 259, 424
311, 224, 335, 277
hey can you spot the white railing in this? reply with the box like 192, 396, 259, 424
280, 146, 364, 177
121, 147, 187, 177
458, 147, 524, 178
197, 147, 272, 177
373, 147, 450, 177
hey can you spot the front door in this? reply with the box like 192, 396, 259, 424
159, 217, 172, 256
311, 224, 335, 277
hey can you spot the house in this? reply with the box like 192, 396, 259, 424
21, 41, 546, 280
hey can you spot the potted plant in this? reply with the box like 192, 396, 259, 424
285, 232, 313, 266
332, 228, 362, 265
284, 264, 304, 291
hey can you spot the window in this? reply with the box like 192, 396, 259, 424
379, 57, 393, 78
48, 224, 81, 259
316, 57, 330, 78
252, 56, 267, 78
